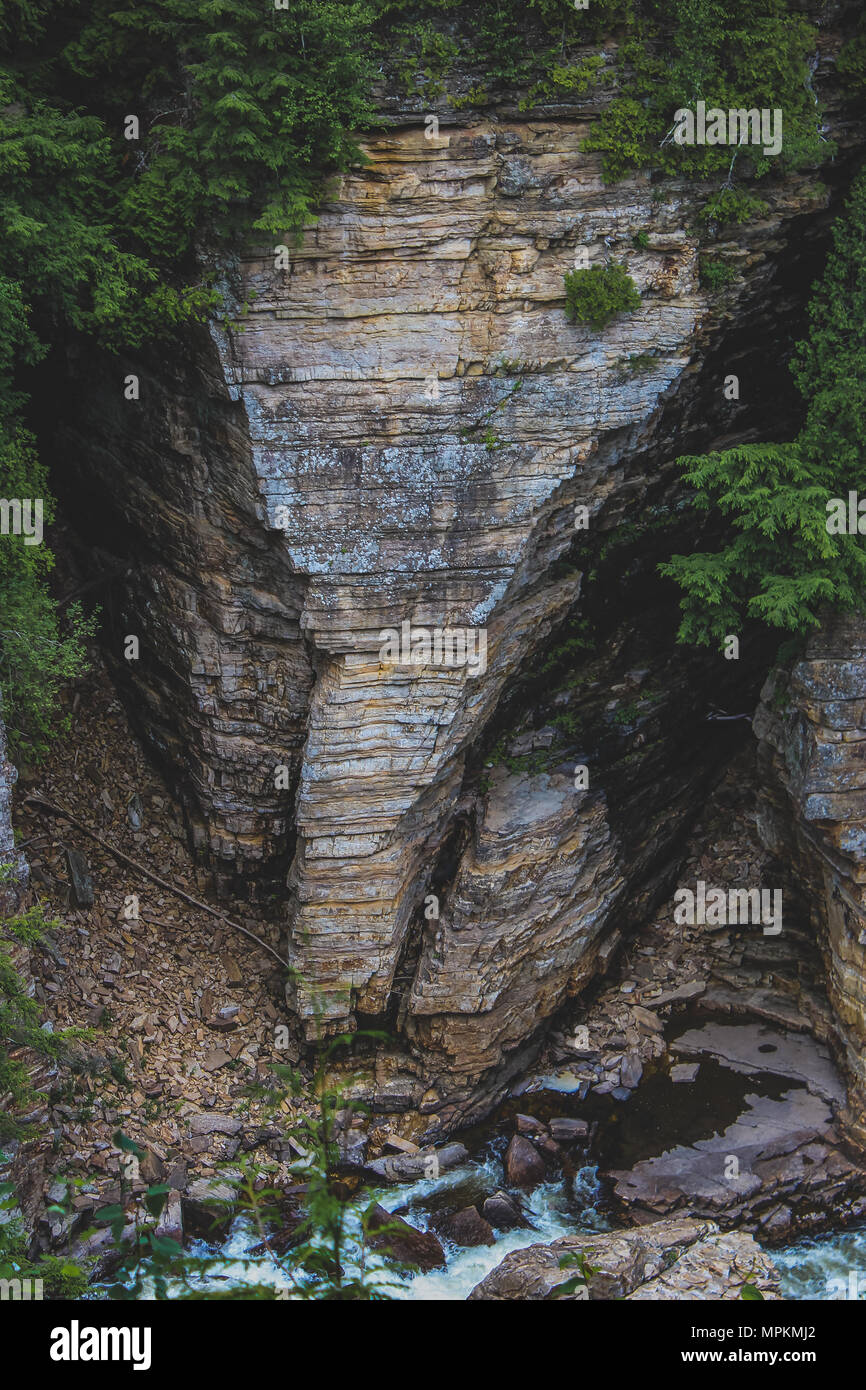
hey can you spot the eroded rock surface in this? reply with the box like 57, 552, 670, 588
607, 1087, 866, 1241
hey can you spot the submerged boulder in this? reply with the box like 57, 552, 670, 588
435, 1206, 496, 1247
366, 1204, 446, 1273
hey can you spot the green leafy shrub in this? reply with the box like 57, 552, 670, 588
564, 262, 641, 330
699, 258, 738, 289
838, 20, 866, 99
520, 55, 604, 111
698, 186, 768, 227
0, 429, 97, 763
583, 0, 827, 188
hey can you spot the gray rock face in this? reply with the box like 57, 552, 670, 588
367, 1204, 446, 1272
435, 1205, 496, 1247
504, 1133, 547, 1188
364, 1141, 468, 1183
468, 1217, 781, 1300
181, 1177, 237, 1240
482, 1190, 529, 1230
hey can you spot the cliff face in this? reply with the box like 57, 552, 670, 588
755, 614, 866, 1149
53, 28, 864, 1127
223, 114, 703, 1043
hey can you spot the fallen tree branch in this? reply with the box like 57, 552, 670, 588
23, 794, 289, 970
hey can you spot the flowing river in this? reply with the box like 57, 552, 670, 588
184, 1111, 866, 1302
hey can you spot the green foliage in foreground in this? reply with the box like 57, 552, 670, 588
61, 1041, 401, 1301
564, 262, 641, 330
661, 167, 866, 648
0, 905, 90, 1139
0, 429, 97, 764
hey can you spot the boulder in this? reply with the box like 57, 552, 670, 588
436, 1206, 496, 1247
621, 1052, 644, 1089
504, 1134, 546, 1188
515, 1114, 548, 1138
337, 1128, 368, 1167
366, 1204, 446, 1272
154, 1190, 183, 1245
549, 1117, 589, 1143
365, 1142, 468, 1183
181, 1177, 236, 1241
482, 1190, 530, 1230
188, 1114, 243, 1137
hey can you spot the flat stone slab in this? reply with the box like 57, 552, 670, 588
671, 1022, 845, 1106
607, 1088, 833, 1214
641, 980, 707, 1009
670, 1062, 700, 1083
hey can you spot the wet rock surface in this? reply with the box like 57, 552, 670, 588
607, 1087, 865, 1239
521, 752, 866, 1244
434, 1205, 496, 1248
367, 1204, 447, 1273
468, 1217, 781, 1301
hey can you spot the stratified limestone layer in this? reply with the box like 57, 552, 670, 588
405, 768, 622, 1101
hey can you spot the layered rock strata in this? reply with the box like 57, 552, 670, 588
754, 613, 866, 1147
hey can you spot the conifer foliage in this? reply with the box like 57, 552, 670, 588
661, 169, 866, 648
